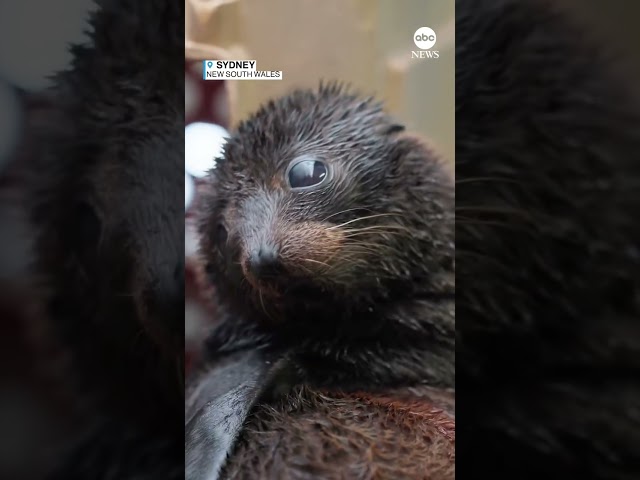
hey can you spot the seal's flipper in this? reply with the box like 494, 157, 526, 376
185, 350, 292, 480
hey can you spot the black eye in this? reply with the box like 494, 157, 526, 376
287, 159, 329, 190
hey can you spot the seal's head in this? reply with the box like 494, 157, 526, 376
199, 83, 453, 326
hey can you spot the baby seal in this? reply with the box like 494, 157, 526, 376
187, 82, 455, 479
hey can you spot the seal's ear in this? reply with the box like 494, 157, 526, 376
384, 123, 406, 135
388, 131, 453, 187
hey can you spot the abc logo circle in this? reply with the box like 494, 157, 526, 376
414, 27, 436, 50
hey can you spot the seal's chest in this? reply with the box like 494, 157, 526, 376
222, 386, 455, 480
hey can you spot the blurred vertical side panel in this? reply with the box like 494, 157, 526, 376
455, 0, 640, 479
0, 0, 185, 478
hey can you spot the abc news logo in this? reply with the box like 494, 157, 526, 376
411, 27, 439, 59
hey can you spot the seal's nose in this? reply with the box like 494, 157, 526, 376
246, 243, 283, 279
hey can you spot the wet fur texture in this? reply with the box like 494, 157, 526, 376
195, 83, 455, 477
455, 0, 640, 478
222, 386, 454, 480
200, 83, 455, 388
25, 0, 184, 477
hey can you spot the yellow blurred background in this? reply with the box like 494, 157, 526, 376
186, 0, 455, 169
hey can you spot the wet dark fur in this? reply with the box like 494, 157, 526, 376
200, 83, 455, 388
455, 0, 640, 478
25, 0, 184, 478
195, 83, 455, 477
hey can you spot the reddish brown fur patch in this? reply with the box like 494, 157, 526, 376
335, 391, 455, 443
383, 385, 455, 418
278, 221, 344, 274
269, 175, 285, 190
221, 386, 455, 479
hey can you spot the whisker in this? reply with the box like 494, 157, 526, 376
343, 232, 403, 239
345, 241, 385, 250
321, 248, 345, 267
342, 228, 410, 238
300, 258, 331, 268
321, 206, 377, 222
342, 225, 412, 233
340, 247, 381, 257
327, 213, 405, 230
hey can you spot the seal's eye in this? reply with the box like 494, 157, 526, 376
287, 159, 329, 190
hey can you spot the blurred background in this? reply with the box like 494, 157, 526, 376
184, 0, 455, 369
186, 0, 455, 163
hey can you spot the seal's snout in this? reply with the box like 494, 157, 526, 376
244, 242, 285, 280
238, 219, 347, 294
